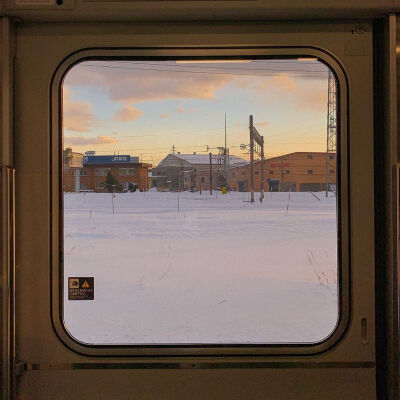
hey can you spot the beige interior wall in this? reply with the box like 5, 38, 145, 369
11, 21, 376, 399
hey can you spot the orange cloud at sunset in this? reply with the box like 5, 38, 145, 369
65, 135, 117, 146
113, 106, 143, 122
63, 87, 100, 132
64, 63, 233, 106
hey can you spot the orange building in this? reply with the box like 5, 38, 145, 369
64, 153, 151, 192
228, 152, 336, 192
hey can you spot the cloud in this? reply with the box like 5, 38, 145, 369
63, 61, 328, 124
176, 105, 196, 114
260, 75, 296, 92
63, 87, 100, 132
113, 106, 143, 122
64, 62, 233, 106
296, 89, 327, 111
257, 121, 269, 127
64, 135, 117, 146
257, 74, 327, 113
160, 114, 168, 119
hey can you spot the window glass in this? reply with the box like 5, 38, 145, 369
62, 58, 338, 345
95, 168, 110, 176
119, 168, 135, 176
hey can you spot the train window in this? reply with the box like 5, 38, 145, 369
61, 58, 339, 347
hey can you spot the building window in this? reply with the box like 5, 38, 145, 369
232, 172, 236, 178
308, 170, 313, 174
329, 170, 335, 174
80, 169, 88, 176
241, 172, 245, 176
119, 168, 135, 176
201, 177, 205, 183
95, 168, 110, 176
269, 170, 274, 174
307, 154, 313, 159
285, 170, 290, 174
329, 154, 335, 160
95, 182, 105, 189
255, 171, 259, 175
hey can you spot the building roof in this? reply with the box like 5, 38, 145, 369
158, 153, 247, 168
229, 151, 336, 169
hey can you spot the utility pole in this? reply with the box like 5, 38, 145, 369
245, 115, 264, 202
326, 70, 337, 197
224, 113, 228, 189
209, 152, 213, 195
171, 144, 176, 154
180, 161, 184, 192
249, 115, 255, 202
261, 135, 264, 200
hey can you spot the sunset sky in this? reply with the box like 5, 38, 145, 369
63, 59, 330, 166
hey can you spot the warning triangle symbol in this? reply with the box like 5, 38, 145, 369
82, 280, 90, 288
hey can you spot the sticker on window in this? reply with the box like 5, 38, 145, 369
68, 277, 94, 300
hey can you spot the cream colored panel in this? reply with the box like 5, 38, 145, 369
17, 368, 376, 400
13, 20, 375, 399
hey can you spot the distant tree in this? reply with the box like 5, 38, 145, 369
63, 148, 72, 166
128, 183, 138, 192
103, 171, 120, 192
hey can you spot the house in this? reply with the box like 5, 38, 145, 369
153, 152, 247, 191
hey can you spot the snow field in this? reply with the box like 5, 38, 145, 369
63, 190, 338, 344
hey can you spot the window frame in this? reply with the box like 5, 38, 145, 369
95, 167, 111, 176
51, 47, 349, 358
119, 167, 135, 176
95, 182, 105, 189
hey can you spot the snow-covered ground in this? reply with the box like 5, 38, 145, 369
63, 190, 338, 345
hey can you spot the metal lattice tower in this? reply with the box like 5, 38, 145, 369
325, 70, 337, 196
327, 70, 337, 153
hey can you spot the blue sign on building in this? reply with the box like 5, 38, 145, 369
82, 155, 139, 164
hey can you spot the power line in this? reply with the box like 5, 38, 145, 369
81, 64, 328, 79
97, 125, 239, 139
110, 61, 329, 73
68, 123, 322, 141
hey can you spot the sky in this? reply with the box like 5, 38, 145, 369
63, 59, 330, 166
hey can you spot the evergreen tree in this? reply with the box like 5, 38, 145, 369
103, 171, 119, 192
